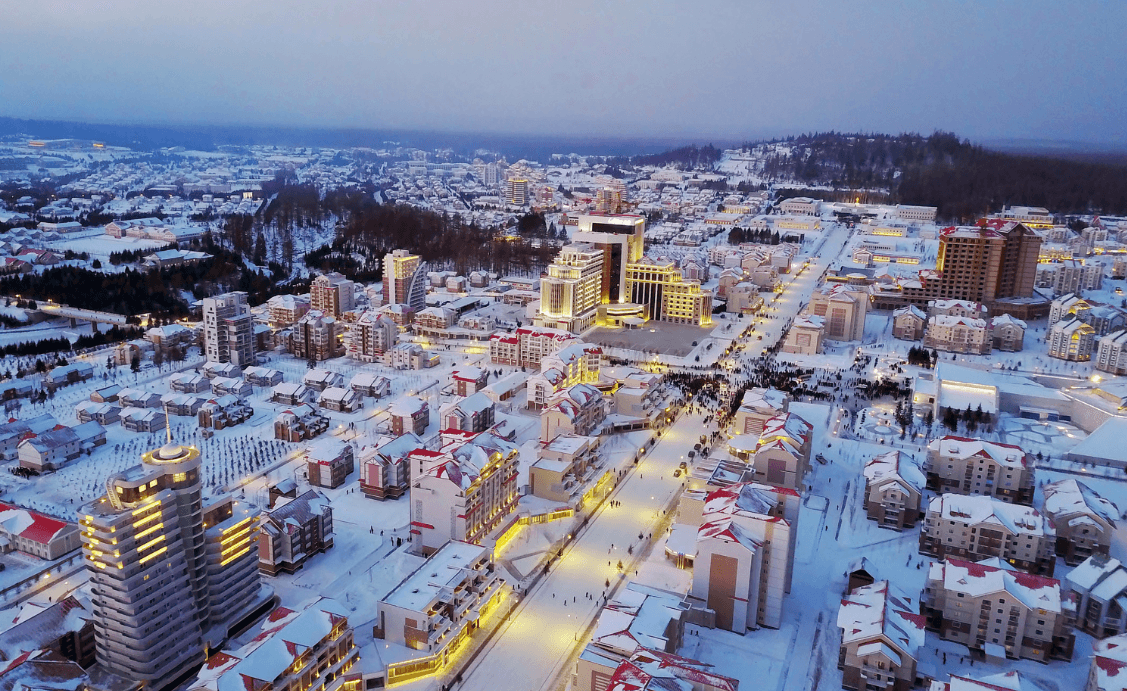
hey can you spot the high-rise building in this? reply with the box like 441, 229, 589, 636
382, 249, 426, 312
202, 292, 255, 366
483, 162, 502, 187
78, 440, 264, 687
506, 178, 529, 206
345, 309, 398, 362
595, 186, 624, 214
310, 272, 355, 318
573, 214, 646, 304
623, 259, 713, 326
538, 244, 604, 333
291, 310, 341, 362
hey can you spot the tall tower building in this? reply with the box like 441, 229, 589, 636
539, 244, 605, 333
202, 292, 255, 366
78, 440, 264, 687
573, 214, 646, 304
310, 272, 356, 318
506, 178, 529, 206
382, 249, 426, 312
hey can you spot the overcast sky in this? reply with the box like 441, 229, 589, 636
2, 0, 1124, 144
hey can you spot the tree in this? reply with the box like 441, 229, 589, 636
130, 352, 141, 373
942, 407, 958, 432
91, 259, 102, 269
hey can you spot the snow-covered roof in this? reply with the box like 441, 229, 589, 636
837, 581, 925, 657
1093, 633, 1127, 691
1043, 478, 1117, 528
381, 540, 488, 612
927, 436, 1028, 469
589, 583, 688, 657
863, 450, 925, 493
928, 494, 1051, 538
929, 558, 1061, 613
0, 503, 71, 545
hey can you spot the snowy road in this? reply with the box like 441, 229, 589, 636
455, 412, 705, 691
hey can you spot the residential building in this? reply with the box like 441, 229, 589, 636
376, 541, 504, 674
919, 494, 1056, 575
1090, 633, 1127, 691
382, 249, 426, 313
441, 392, 495, 434
1068, 556, 1127, 638
266, 293, 310, 326
593, 650, 739, 691
349, 372, 391, 398
305, 440, 355, 490
530, 434, 600, 503
747, 412, 812, 492
272, 382, 311, 406
1049, 293, 1091, 328
1048, 317, 1096, 361
188, 598, 357, 691
506, 178, 529, 205
75, 401, 121, 425
120, 408, 166, 433
78, 441, 264, 685
409, 430, 519, 554
925, 436, 1035, 505
541, 383, 606, 441
359, 433, 420, 500
345, 309, 398, 361
17, 423, 104, 472
303, 368, 345, 392
258, 490, 333, 576
991, 314, 1027, 351
291, 310, 342, 362
730, 388, 789, 437
0, 502, 81, 559
169, 371, 210, 393
1043, 479, 1117, 565
863, 451, 925, 530
310, 272, 355, 318
1036, 258, 1103, 295
242, 366, 284, 387
527, 342, 602, 410
0, 414, 57, 460
1096, 329, 1127, 375
386, 342, 439, 370
892, 305, 926, 340
389, 396, 429, 436
837, 581, 925, 691
452, 367, 489, 396
686, 483, 801, 631
202, 292, 255, 367
201, 361, 241, 379
145, 323, 195, 350
45, 362, 94, 389
0, 595, 96, 668
197, 395, 253, 429
489, 325, 575, 369
922, 558, 1074, 661
319, 386, 363, 413
809, 284, 869, 341
894, 204, 937, 223
924, 316, 992, 354
274, 404, 330, 442
929, 299, 989, 319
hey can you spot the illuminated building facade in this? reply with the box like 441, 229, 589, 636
624, 260, 713, 326
538, 244, 605, 333
310, 272, 355, 318
382, 249, 427, 313
78, 441, 263, 686
506, 178, 529, 206
573, 214, 646, 305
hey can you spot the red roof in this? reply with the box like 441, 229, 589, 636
0, 502, 69, 545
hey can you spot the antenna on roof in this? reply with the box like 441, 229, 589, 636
163, 403, 173, 445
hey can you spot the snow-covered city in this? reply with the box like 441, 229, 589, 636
3, 4, 1127, 691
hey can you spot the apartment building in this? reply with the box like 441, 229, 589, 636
1090, 633, 1127, 691
730, 388, 789, 437
350, 372, 391, 399
310, 272, 356, 318
440, 392, 496, 434
202, 292, 255, 367
1048, 317, 1096, 361
541, 383, 606, 441
197, 395, 253, 429
189, 598, 357, 691
923, 316, 992, 354
530, 434, 600, 503
274, 404, 330, 442
389, 396, 429, 436
746, 412, 812, 492
809, 284, 869, 341
359, 433, 420, 500
451, 367, 490, 396
305, 440, 355, 490
862, 450, 926, 531
892, 305, 927, 341
378, 541, 504, 658
1068, 556, 1127, 639
990, 314, 1027, 352
1096, 329, 1127, 375
925, 436, 1035, 505
291, 310, 342, 362
919, 494, 1056, 575
381, 249, 426, 312
78, 441, 264, 685
258, 490, 333, 576
895, 204, 937, 223
527, 342, 601, 410
680, 483, 800, 631
346, 309, 397, 361
1043, 478, 1118, 565
267, 293, 310, 326
837, 581, 925, 691
922, 558, 1074, 662
409, 430, 519, 555
489, 325, 575, 369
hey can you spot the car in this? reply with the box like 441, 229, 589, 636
678, 461, 687, 471
673, 469, 682, 478
687, 450, 696, 459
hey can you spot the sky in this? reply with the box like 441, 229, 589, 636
2, 0, 1125, 145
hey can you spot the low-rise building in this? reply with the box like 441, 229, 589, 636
489, 326, 575, 369
389, 396, 429, 436
1048, 316, 1096, 361
530, 434, 600, 504
266, 293, 310, 326
274, 404, 330, 442
749, 412, 812, 492
210, 376, 252, 398
1096, 329, 1127, 375
74, 401, 121, 425
359, 433, 420, 500
922, 558, 1074, 662
0, 502, 81, 559
919, 494, 1056, 575
925, 436, 1035, 505
305, 440, 355, 489
197, 395, 253, 429
119, 408, 165, 433
862, 450, 925, 530
451, 367, 489, 396
1067, 555, 1127, 639
272, 382, 312, 405
809, 284, 869, 341
837, 581, 925, 691
349, 372, 391, 398
892, 305, 927, 341
730, 387, 789, 437
45, 362, 94, 389
1043, 478, 1117, 565
319, 386, 363, 413
258, 490, 333, 576
169, 371, 210, 393
782, 314, 824, 354
386, 342, 440, 370
441, 392, 496, 434
303, 368, 345, 392
376, 541, 504, 664
991, 314, 1027, 352
541, 383, 606, 441
1089, 632, 1127, 691
242, 366, 284, 387
923, 315, 992, 355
